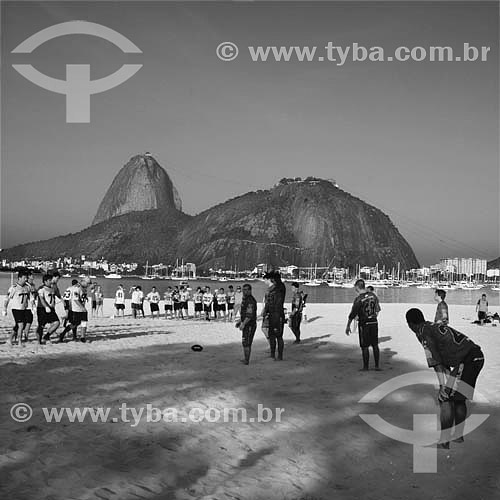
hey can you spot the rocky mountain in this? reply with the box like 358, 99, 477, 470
92, 154, 182, 225
3, 155, 420, 271
176, 178, 419, 271
3, 209, 190, 263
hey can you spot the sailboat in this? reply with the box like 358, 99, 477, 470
304, 263, 323, 286
141, 261, 154, 280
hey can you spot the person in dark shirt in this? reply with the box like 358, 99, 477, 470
345, 279, 381, 371
406, 308, 484, 449
434, 289, 449, 325
235, 284, 258, 365
289, 282, 304, 343
262, 271, 286, 360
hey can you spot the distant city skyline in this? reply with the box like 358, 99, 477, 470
1, 1, 498, 266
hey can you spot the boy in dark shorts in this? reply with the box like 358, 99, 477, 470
434, 289, 449, 325
36, 274, 61, 343
406, 308, 484, 449
345, 279, 381, 371
193, 287, 203, 319
227, 285, 236, 320
146, 286, 161, 318
3, 269, 31, 346
163, 287, 174, 319
235, 284, 258, 365
203, 286, 213, 321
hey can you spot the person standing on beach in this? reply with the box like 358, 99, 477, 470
89, 283, 97, 318
217, 288, 227, 320
114, 285, 125, 317
476, 294, 488, 325
3, 269, 31, 346
193, 287, 203, 319
289, 282, 304, 343
235, 284, 258, 365
434, 289, 449, 325
172, 286, 181, 319
146, 286, 161, 318
227, 285, 236, 321
406, 308, 484, 449
36, 274, 60, 343
131, 286, 142, 319
262, 271, 286, 361
62, 285, 72, 325
12, 270, 37, 343
95, 285, 104, 318
60, 277, 90, 342
163, 286, 174, 319
179, 286, 191, 319
234, 285, 243, 319
203, 286, 213, 321
345, 279, 381, 371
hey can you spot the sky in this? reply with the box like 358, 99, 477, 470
1, 1, 498, 266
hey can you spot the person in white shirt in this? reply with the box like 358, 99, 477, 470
146, 286, 161, 318
179, 286, 190, 319
163, 287, 174, 319
3, 269, 31, 346
114, 285, 125, 317
131, 286, 144, 319
217, 288, 227, 320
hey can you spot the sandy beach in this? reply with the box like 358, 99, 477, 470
1, 300, 499, 500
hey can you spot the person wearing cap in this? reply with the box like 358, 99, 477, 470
262, 270, 286, 360
289, 282, 304, 343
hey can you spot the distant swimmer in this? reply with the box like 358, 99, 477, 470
345, 279, 381, 371
146, 286, 161, 318
114, 285, 125, 317
434, 289, 449, 325
235, 284, 258, 365
3, 269, 31, 346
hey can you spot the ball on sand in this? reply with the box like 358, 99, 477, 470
191, 344, 203, 352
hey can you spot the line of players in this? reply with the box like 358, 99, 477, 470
113, 284, 245, 321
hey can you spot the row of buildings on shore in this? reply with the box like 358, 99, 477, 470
0, 256, 497, 282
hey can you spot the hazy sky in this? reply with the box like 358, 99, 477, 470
1, 1, 498, 265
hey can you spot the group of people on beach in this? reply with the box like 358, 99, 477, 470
3, 270, 91, 345
1, 267, 489, 447
113, 284, 245, 321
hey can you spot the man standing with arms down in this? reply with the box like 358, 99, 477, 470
345, 279, 381, 371
235, 284, 258, 365
262, 271, 286, 361
406, 308, 485, 449
289, 282, 304, 343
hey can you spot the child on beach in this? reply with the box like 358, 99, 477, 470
434, 289, 449, 325
476, 294, 488, 325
